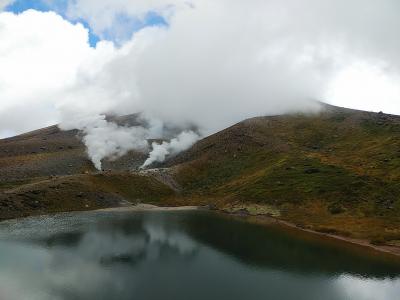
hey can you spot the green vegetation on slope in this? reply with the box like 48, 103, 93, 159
1, 105, 400, 245
0, 172, 176, 220
169, 106, 400, 243
89, 173, 175, 204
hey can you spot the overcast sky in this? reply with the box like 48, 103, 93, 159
1, 0, 400, 138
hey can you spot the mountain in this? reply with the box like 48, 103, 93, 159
1, 104, 400, 246
0, 115, 149, 184
165, 104, 400, 244
0, 115, 167, 220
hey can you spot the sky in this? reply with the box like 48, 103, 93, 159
1, 0, 400, 167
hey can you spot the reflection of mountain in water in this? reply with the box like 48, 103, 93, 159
37, 212, 200, 268
3, 210, 400, 279
0, 210, 399, 300
180, 211, 400, 278
27, 210, 400, 278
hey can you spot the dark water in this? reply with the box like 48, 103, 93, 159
0, 209, 399, 300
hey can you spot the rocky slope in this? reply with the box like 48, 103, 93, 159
1, 104, 400, 246
0, 115, 171, 219
0, 117, 149, 184
164, 104, 400, 244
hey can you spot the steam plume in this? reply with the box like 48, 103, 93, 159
60, 114, 150, 170
141, 131, 200, 168
3, 1, 400, 168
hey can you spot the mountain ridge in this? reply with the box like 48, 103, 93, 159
1, 105, 400, 248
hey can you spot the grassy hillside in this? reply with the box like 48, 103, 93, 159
165, 105, 400, 244
0, 172, 176, 220
1, 104, 400, 245
0, 118, 149, 183
0, 115, 175, 220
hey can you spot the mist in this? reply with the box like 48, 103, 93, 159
2, 1, 400, 168
142, 131, 200, 168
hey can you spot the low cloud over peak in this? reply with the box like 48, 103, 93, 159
1, 0, 400, 168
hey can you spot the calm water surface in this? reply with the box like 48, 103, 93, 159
0, 209, 399, 300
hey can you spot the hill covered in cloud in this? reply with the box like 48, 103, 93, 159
2, 0, 400, 167
1, 105, 400, 251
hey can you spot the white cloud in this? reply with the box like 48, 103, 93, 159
0, 9, 120, 138
64, 0, 188, 41
0, 0, 12, 11
0, 9, 93, 135
326, 62, 400, 114
2, 0, 400, 166
60, 0, 400, 134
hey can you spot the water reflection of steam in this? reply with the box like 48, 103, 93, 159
0, 212, 201, 300
0, 211, 399, 300
334, 275, 400, 300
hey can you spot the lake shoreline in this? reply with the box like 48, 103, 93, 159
217, 208, 400, 259
96, 203, 201, 212
1, 203, 400, 259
